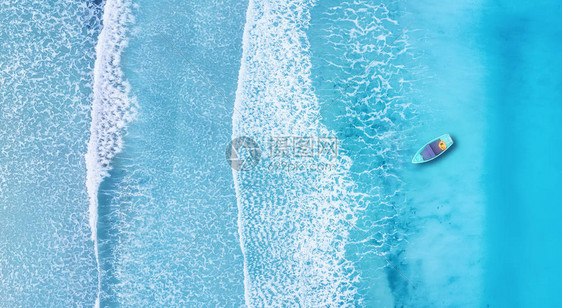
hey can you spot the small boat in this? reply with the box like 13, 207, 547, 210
412, 134, 454, 164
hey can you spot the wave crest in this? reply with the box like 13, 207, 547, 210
233, 0, 359, 305
84, 0, 135, 305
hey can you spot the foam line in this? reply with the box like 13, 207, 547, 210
232, 0, 359, 305
85, 0, 135, 305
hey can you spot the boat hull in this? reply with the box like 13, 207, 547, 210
412, 134, 454, 164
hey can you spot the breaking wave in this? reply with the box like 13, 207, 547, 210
232, 0, 360, 305
84, 0, 136, 305
233, 0, 414, 306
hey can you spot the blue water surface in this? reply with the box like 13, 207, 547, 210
401, 0, 562, 306
483, 1, 562, 306
0, 1, 102, 305
96, 0, 248, 306
1, 0, 562, 306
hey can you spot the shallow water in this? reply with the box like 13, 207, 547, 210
0, 0, 102, 305
1, 0, 561, 306
94, 0, 248, 305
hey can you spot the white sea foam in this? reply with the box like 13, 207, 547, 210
233, 0, 417, 305
85, 0, 135, 305
314, 2, 416, 304
233, 0, 360, 305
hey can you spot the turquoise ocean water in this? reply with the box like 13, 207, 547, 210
92, 0, 248, 306
1, 0, 561, 306
0, 1, 102, 305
